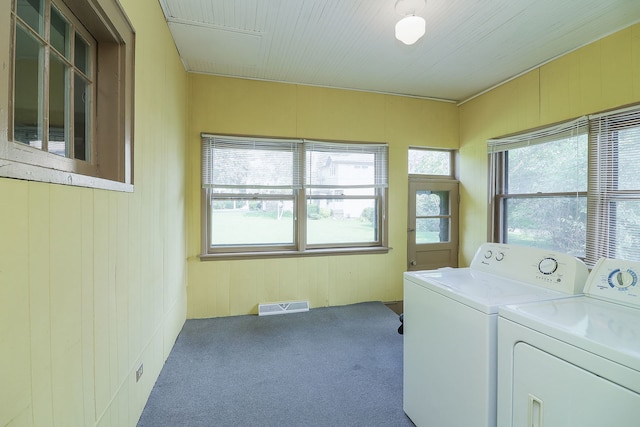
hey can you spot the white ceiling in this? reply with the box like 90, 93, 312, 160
158, 0, 640, 103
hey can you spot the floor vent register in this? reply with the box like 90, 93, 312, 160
258, 300, 310, 316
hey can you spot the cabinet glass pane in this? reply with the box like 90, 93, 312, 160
14, 24, 43, 147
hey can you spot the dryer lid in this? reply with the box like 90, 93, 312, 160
500, 297, 640, 371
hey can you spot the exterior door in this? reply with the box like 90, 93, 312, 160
407, 179, 459, 270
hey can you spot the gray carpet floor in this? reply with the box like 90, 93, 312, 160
138, 301, 415, 427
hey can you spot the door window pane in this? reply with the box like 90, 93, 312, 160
14, 24, 44, 147
49, 52, 68, 156
415, 190, 450, 244
416, 190, 449, 216
416, 218, 450, 243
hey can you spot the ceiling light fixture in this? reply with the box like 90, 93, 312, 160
394, 0, 426, 45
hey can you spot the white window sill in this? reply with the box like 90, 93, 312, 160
199, 246, 391, 261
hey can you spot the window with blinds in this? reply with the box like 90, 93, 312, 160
201, 134, 389, 256
488, 105, 640, 265
488, 117, 589, 258
587, 106, 640, 264
305, 141, 388, 246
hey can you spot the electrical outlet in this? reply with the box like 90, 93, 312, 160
136, 364, 143, 382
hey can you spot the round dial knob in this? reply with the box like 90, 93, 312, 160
538, 257, 558, 275
608, 269, 637, 289
484, 250, 493, 259
495, 252, 505, 261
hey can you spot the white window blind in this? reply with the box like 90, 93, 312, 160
587, 106, 640, 264
487, 116, 588, 198
487, 117, 588, 153
201, 134, 302, 191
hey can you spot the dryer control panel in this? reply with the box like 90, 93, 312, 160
470, 243, 588, 294
585, 258, 640, 308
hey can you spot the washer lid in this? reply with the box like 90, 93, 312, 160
404, 268, 572, 314
500, 297, 640, 371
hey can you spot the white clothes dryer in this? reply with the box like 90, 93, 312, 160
403, 243, 588, 427
497, 258, 640, 427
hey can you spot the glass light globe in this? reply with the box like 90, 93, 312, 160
395, 15, 426, 45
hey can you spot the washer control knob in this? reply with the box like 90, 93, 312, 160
608, 269, 637, 289
538, 257, 558, 275
484, 250, 493, 259
496, 252, 505, 261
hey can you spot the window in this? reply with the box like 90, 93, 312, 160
201, 135, 389, 257
587, 107, 640, 264
2, 0, 135, 190
489, 106, 640, 265
408, 147, 455, 177
488, 118, 588, 258
14, 0, 94, 160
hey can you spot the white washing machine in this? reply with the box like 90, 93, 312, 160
497, 258, 640, 427
403, 243, 588, 427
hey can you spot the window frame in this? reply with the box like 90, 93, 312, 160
586, 105, 640, 265
488, 118, 588, 257
408, 147, 457, 179
2, 0, 135, 191
489, 106, 640, 265
200, 134, 389, 260
490, 155, 588, 247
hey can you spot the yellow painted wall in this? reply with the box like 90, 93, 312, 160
459, 23, 640, 265
186, 76, 460, 317
3, 4, 639, 424
0, 0, 188, 425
